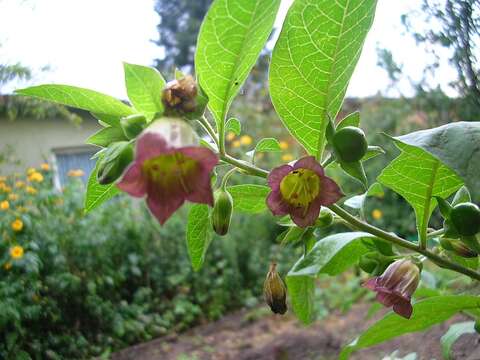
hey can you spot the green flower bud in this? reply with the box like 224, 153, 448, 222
332, 126, 368, 163
450, 202, 480, 236
263, 263, 287, 315
97, 141, 134, 185
211, 189, 233, 236
440, 237, 478, 258
120, 114, 147, 140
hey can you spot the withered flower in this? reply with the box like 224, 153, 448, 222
264, 263, 287, 315
162, 75, 198, 114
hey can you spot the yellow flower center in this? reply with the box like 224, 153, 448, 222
10, 246, 24, 259
280, 169, 320, 208
143, 152, 198, 193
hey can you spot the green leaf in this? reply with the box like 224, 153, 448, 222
16, 85, 134, 117
344, 182, 383, 211
92, 113, 122, 128
269, 0, 377, 156
278, 226, 307, 244
288, 232, 376, 277
225, 117, 241, 135
186, 204, 213, 271
227, 184, 269, 213
396, 122, 480, 198
285, 275, 315, 325
123, 63, 165, 120
363, 145, 385, 161
340, 295, 480, 360
85, 161, 120, 213
195, 0, 280, 127
255, 138, 282, 153
337, 112, 360, 130
441, 321, 476, 360
378, 139, 463, 244
452, 186, 471, 206
86, 127, 127, 147
339, 160, 367, 189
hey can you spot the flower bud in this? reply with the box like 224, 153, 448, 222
332, 126, 368, 163
264, 263, 287, 315
211, 189, 233, 236
97, 141, 134, 185
120, 114, 147, 140
440, 237, 478, 258
162, 75, 198, 115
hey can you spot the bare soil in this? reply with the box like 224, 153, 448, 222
113, 304, 480, 360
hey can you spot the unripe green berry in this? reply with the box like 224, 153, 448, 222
450, 202, 480, 236
332, 126, 368, 163
97, 141, 134, 185
120, 114, 147, 140
211, 189, 233, 236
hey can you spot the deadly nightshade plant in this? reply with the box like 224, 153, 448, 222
14, 0, 480, 357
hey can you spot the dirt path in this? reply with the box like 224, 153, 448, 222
113, 304, 480, 360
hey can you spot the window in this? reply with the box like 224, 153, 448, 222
53, 146, 96, 188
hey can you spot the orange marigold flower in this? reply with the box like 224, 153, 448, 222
8, 193, 19, 201
240, 135, 253, 146
279, 141, 289, 150
68, 169, 85, 177
9, 245, 24, 259
40, 163, 50, 171
0, 201, 9, 210
11, 219, 23, 232
372, 209, 383, 220
28, 172, 44, 183
27, 168, 36, 176
26, 186, 37, 195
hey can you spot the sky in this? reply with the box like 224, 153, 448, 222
0, 0, 458, 99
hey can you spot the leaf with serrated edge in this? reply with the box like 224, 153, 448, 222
441, 321, 476, 360
186, 204, 212, 271
270, 0, 377, 156
195, 0, 280, 127
124, 63, 165, 120
227, 184, 269, 213
378, 139, 463, 244
16, 85, 134, 117
85, 161, 120, 213
340, 296, 480, 360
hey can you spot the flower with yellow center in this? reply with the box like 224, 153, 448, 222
226, 132, 236, 141
67, 169, 85, 177
240, 135, 253, 146
8, 193, 19, 201
9, 245, 24, 259
27, 168, 36, 176
40, 163, 50, 171
281, 153, 294, 162
0, 200, 9, 210
372, 209, 383, 220
26, 186, 37, 195
4, 262, 12, 271
15, 181, 25, 188
28, 172, 44, 183
11, 219, 23, 232
279, 141, 289, 150
232, 140, 241, 148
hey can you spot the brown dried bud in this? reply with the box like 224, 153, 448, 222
162, 75, 198, 114
263, 263, 287, 315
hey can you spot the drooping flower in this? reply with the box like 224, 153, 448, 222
363, 259, 420, 319
10, 245, 24, 259
117, 118, 218, 225
266, 156, 343, 227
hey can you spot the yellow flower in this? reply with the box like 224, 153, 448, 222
8, 193, 19, 201
4, 262, 12, 271
27, 167, 36, 176
9, 245, 24, 259
226, 132, 236, 141
15, 181, 25, 189
28, 172, 44, 183
0, 201, 9, 210
372, 209, 383, 220
240, 135, 253, 146
2, 185, 11, 193
0, 176, 6, 182
11, 219, 23, 232
67, 169, 85, 177
279, 141, 289, 150
26, 186, 37, 195
40, 163, 50, 171
281, 153, 294, 162
232, 140, 241, 148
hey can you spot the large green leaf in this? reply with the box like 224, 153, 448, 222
288, 232, 376, 277
269, 0, 377, 156
123, 63, 165, 120
186, 204, 212, 271
195, 0, 280, 127
441, 321, 476, 360
16, 85, 134, 117
85, 161, 121, 213
396, 122, 480, 198
378, 140, 463, 243
285, 275, 315, 325
340, 296, 480, 360
227, 184, 269, 213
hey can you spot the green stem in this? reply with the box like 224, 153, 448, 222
220, 153, 268, 179
198, 116, 219, 146
220, 168, 237, 190
427, 229, 445, 239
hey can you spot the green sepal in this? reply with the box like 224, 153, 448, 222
460, 235, 480, 254
435, 196, 453, 219
325, 115, 336, 144
339, 160, 368, 189
452, 186, 472, 206
96, 141, 134, 185
120, 114, 147, 140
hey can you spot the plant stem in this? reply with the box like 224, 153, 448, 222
220, 153, 268, 179
198, 116, 219, 146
